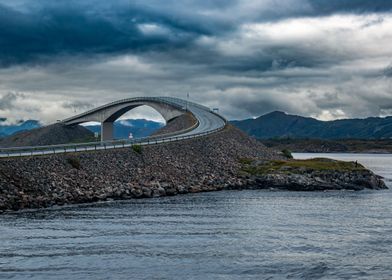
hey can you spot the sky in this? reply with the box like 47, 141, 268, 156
0, 0, 392, 124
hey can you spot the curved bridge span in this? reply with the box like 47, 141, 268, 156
0, 97, 227, 157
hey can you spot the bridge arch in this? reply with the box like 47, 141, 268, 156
63, 98, 185, 141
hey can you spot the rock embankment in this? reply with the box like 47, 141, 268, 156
0, 125, 279, 211
0, 125, 387, 212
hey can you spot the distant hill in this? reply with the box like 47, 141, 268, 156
231, 111, 392, 139
260, 138, 392, 154
0, 119, 41, 137
0, 124, 94, 147
84, 119, 164, 139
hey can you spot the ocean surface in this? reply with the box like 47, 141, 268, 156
1, 153, 392, 280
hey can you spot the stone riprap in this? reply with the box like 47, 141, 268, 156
0, 126, 387, 212
0, 126, 277, 211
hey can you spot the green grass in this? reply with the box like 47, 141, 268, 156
240, 158, 365, 175
238, 157, 253, 165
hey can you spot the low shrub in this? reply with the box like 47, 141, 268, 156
281, 149, 293, 159
66, 157, 81, 169
132, 144, 142, 154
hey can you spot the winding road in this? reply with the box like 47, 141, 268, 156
0, 97, 226, 158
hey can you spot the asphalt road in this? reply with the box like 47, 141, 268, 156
159, 97, 225, 136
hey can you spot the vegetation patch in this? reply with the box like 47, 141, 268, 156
238, 157, 253, 165
66, 157, 81, 169
132, 144, 142, 154
240, 158, 365, 176
281, 149, 293, 159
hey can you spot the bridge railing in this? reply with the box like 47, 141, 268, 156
0, 120, 226, 158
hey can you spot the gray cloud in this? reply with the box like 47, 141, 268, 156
0, 92, 22, 110
383, 63, 392, 78
62, 100, 93, 111
0, 0, 392, 123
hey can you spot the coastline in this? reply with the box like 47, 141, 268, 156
0, 126, 387, 212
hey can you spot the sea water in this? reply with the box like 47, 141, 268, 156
0, 153, 391, 279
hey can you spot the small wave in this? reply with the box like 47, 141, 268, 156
288, 262, 329, 279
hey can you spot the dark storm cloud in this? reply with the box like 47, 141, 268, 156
0, 0, 391, 66
0, 1, 216, 66
309, 0, 392, 14
0, 4, 129, 65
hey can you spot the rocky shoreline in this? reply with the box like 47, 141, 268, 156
0, 125, 387, 212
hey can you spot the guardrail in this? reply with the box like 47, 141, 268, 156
0, 121, 226, 158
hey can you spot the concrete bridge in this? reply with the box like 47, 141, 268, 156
63, 97, 188, 141
0, 97, 227, 157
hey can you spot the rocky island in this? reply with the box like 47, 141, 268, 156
0, 120, 387, 212
236, 157, 386, 191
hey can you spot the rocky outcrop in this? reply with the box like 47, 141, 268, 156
236, 158, 387, 191
237, 168, 386, 191
0, 126, 387, 212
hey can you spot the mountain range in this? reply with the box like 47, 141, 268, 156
3, 112, 392, 141
231, 111, 392, 139
0, 119, 41, 138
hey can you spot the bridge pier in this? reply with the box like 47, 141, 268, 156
101, 122, 114, 142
